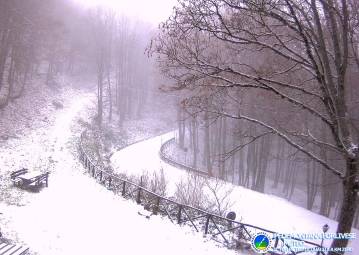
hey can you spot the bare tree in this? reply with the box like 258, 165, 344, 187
90, 8, 116, 126
152, 0, 359, 252
0, 0, 70, 108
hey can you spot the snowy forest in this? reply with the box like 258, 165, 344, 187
0, 0, 358, 255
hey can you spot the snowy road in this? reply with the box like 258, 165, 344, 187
111, 131, 359, 252
0, 89, 237, 255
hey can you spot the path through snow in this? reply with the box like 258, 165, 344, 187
0, 89, 237, 255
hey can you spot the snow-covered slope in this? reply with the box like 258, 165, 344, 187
0, 88, 238, 255
4, 167, 238, 255
111, 131, 359, 252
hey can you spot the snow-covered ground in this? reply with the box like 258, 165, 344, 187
1, 79, 357, 254
4, 170, 239, 255
111, 131, 359, 253
0, 88, 238, 255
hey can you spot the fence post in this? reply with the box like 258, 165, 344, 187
122, 181, 126, 196
273, 236, 279, 249
204, 214, 211, 235
177, 205, 183, 224
99, 171, 103, 182
136, 177, 142, 204
108, 177, 112, 189
153, 197, 160, 215
45, 173, 49, 187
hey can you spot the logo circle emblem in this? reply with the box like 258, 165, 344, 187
251, 232, 272, 253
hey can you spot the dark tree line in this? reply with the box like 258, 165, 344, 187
89, 9, 155, 127
0, 0, 85, 107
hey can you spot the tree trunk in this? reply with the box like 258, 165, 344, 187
204, 108, 212, 176
220, 116, 227, 179
97, 57, 104, 126
191, 115, 198, 168
273, 137, 283, 189
107, 67, 112, 122
306, 160, 318, 210
238, 144, 245, 186
329, 156, 359, 254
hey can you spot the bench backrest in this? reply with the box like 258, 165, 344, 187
10, 169, 28, 179
27, 172, 49, 183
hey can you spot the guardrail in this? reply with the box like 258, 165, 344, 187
79, 130, 332, 255
159, 137, 208, 176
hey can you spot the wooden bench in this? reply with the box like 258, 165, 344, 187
10, 169, 49, 191
0, 241, 29, 255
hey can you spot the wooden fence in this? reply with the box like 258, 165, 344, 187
159, 137, 208, 176
79, 131, 333, 255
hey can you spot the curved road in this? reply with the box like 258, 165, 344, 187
110, 132, 359, 252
